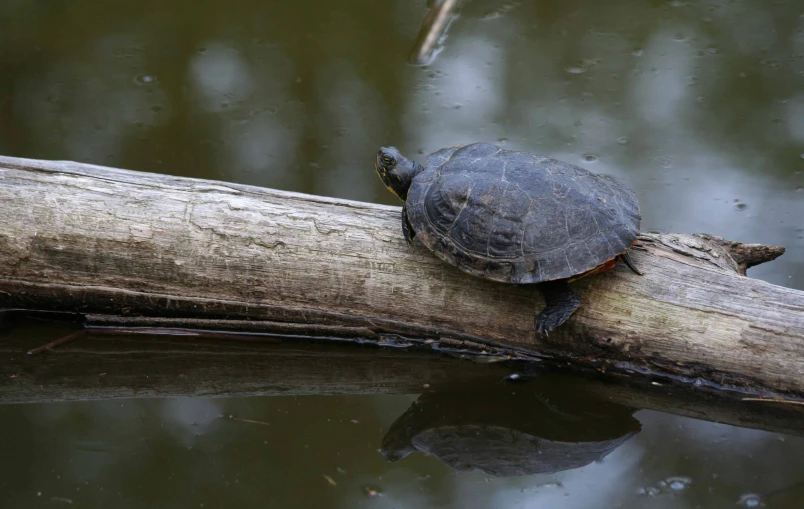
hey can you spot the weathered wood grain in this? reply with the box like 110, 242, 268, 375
1, 155, 802, 397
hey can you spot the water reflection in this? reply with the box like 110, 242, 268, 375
382, 375, 641, 476
408, 0, 465, 66
1, 318, 804, 508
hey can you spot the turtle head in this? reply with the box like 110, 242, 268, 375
380, 413, 417, 463
375, 147, 422, 202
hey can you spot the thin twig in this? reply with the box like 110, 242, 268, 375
26, 326, 286, 355
230, 417, 272, 426
27, 330, 85, 355
741, 397, 804, 406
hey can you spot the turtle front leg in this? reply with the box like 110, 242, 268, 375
534, 279, 582, 335
402, 204, 416, 245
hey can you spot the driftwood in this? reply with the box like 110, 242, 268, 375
0, 155, 803, 399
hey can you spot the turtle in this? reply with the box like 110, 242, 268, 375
374, 142, 642, 334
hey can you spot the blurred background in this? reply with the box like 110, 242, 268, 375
1, 0, 803, 508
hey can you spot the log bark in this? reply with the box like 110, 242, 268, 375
1, 155, 803, 397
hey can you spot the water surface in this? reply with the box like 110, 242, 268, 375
1, 0, 803, 507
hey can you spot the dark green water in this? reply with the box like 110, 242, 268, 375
1, 0, 803, 507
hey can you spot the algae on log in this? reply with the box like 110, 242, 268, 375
0, 155, 802, 397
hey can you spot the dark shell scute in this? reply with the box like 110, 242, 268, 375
566, 206, 605, 242
536, 252, 572, 280
521, 204, 571, 256
425, 146, 461, 169
487, 186, 530, 257
487, 218, 523, 258
449, 142, 501, 160
424, 174, 474, 232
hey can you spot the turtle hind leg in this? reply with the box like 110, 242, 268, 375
534, 280, 582, 335
618, 251, 643, 275
402, 204, 416, 245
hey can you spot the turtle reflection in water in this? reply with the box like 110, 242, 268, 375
381, 375, 641, 477
375, 142, 642, 334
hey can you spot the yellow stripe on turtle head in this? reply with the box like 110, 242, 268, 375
375, 162, 403, 200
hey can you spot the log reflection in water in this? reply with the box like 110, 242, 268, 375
2, 314, 803, 439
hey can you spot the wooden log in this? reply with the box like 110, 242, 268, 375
0, 155, 802, 398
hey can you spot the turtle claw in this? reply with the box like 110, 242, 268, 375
534, 310, 565, 337
619, 251, 643, 275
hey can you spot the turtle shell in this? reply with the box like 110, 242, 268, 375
405, 142, 641, 284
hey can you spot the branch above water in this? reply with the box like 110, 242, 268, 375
0, 155, 802, 400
